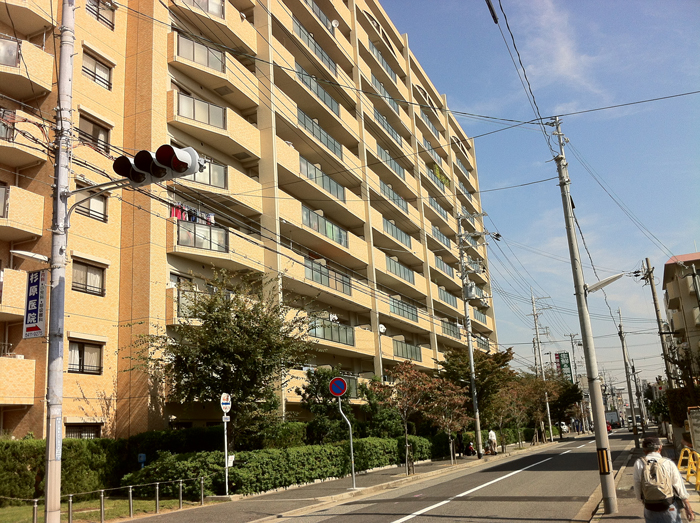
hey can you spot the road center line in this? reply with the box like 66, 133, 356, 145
390, 457, 553, 523
576, 444, 586, 448
560, 450, 572, 455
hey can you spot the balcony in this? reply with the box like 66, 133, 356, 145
168, 32, 258, 111
383, 217, 411, 248
0, 110, 49, 167
166, 218, 264, 273
441, 319, 461, 339
0, 186, 44, 241
420, 109, 440, 138
368, 40, 396, 83
377, 292, 431, 333
178, 164, 263, 217
167, 90, 260, 162
373, 108, 402, 146
0, 37, 53, 101
438, 286, 459, 308
297, 109, 343, 159
311, 323, 375, 359
0, 355, 35, 405
0, 0, 56, 35
169, 0, 256, 54
475, 336, 490, 352
374, 248, 427, 297
293, 16, 337, 76
0, 269, 28, 321
310, 318, 355, 346
390, 296, 417, 322
392, 339, 422, 362
372, 74, 398, 113
422, 138, 443, 167
665, 281, 680, 310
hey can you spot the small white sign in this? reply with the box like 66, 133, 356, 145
220, 392, 231, 413
228, 455, 235, 467
222, 415, 230, 422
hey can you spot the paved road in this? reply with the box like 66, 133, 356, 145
284, 432, 632, 523
135, 431, 633, 523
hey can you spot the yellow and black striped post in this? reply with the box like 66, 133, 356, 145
597, 448, 611, 475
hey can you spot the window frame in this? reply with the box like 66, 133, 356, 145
72, 260, 106, 296
65, 424, 102, 439
82, 52, 112, 90
85, 0, 115, 30
68, 340, 103, 375
78, 115, 110, 154
75, 187, 108, 222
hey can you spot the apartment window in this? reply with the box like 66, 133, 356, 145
72, 260, 105, 296
184, 158, 226, 188
178, 221, 228, 252
0, 37, 20, 67
78, 116, 110, 154
177, 92, 225, 129
75, 189, 107, 222
68, 341, 103, 374
86, 0, 115, 30
0, 109, 15, 141
82, 53, 112, 90
65, 424, 101, 439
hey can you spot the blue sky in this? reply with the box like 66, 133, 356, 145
380, 0, 700, 390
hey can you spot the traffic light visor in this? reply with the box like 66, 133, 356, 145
156, 145, 191, 173
113, 156, 146, 184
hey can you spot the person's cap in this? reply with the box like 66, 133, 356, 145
642, 436, 662, 450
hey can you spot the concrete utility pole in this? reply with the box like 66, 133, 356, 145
45, 0, 76, 519
531, 290, 554, 443
457, 215, 482, 459
631, 361, 646, 434
617, 310, 640, 448
551, 116, 617, 514
568, 334, 588, 432
643, 258, 674, 388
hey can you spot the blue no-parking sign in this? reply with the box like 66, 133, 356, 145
329, 377, 347, 397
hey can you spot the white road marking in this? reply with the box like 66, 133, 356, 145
577, 444, 586, 448
390, 457, 553, 523
560, 450, 572, 455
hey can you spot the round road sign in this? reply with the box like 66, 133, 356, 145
329, 377, 347, 397
220, 392, 231, 413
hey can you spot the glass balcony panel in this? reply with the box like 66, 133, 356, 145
423, 138, 442, 166
293, 17, 336, 74
386, 255, 414, 284
383, 218, 411, 247
421, 109, 439, 137
311, 318, 354, 346
390, 297, 418, 322
302, 0, 334, 33
369, 40, 396, 82
296, 63, 339, 115
473, 308, 487, 324
374, 108, 401, 145
377, 144, 404, 179
177, 221, 228, 252
380, 180, 407, 213
299, 156, 345, 201
432, 225, 450, 249
298, 109, 342, 158
441, 320, 460, 339
393, 339, 422, 361
302, 206, 348, 247
429, 196, 448, 220
435, 255, 454, 277
438, 287, 458, 308
372, 74, 398, 112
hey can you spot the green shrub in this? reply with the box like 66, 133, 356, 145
262, 422, 307, 448
351, 437, 399, 471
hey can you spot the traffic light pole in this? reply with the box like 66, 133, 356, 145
551, 117, 617, 514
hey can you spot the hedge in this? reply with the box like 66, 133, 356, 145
122, 436, 435, 497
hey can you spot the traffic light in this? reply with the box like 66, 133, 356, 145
113, 145, 204, 187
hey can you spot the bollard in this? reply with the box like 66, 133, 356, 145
32, 499, 37, 523
129, 486, 133, 518
179, 480, 183, 510
68, 494, 73, 523
155, 482, 160, 514
200, 477, 204, 506
100, 490, 105, 523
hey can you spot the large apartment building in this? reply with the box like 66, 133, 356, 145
0, 0, 497, 440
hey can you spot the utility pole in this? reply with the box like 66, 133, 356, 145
551, 116, 617, 514
531, 290, 554, 443
45, 0, 76, 519
617, 310, 640, 448
643, 258, 674, 388
568, 334, 588, 433
457, 215, 483, 459
631, 360, 646, 434
533, 338, 539, 378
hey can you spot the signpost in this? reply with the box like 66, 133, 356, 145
23, 270, 47, 339
220, 393, 231, 496
329, 377, 356, 489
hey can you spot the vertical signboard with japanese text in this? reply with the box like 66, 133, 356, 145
23, 270, 47, 339
557, 351, 573, 383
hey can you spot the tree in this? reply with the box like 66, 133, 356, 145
295, 365, 356, 444
548, 379, 583, 439
424, 378, 471, 464
439, 346, 516, 428
368, 361, 433, 474
358, 377, 403, 439
131, 270, 314, 450
489, 378, 529, 450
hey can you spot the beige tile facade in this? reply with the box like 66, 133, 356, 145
663, 253, 700, 373
0, 0, 498, 439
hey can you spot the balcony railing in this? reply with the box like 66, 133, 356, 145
441, 320, 460, 339
294, 17, 337, 75
302, 206, 348, 247
438, 287, 458, 308
432, 225, 451, 249
377, 144, 404, 179
468, 257, 481, 272
300, 156, 345, 201
380, 180, 408, 213
184, 160, 226, 189
0, 37, 20, 67
369, 40, 396, 82
372, 74, 398, 112
390, 297, 418, 322
177, 221, 228, 252
296, 63, 339, 115
310, 318, 355, 346
383, 217, 411, 248
386, 255, 414, 284
374, 108, 401, 145
421, 109, 439, 137
455, 157, 469, 176
177, 33, 225, 72
302, 0, 334, 34
473, 308, 487, 324
458, 181, 472, 200
393, 339, 421, 361
424, 166, 445, 193
435, 255, 454, 278
471, 285, 485, 298
304, 258, 351, 295
429, 196, 448, 221
0, 109, 15, 141
423, 138, 442, 166
177, 92, 225, 128
298, 109, 343, 158
476, 336, 489, 352
182, 0, 224, 17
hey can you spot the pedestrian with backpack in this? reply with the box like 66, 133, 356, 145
633, 436, 695, 522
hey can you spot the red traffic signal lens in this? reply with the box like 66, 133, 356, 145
113, 156, 146, 183
156, 145, 191, 173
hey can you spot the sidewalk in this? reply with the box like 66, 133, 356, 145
133, 438, 567, 522
590, 442, 700, 522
